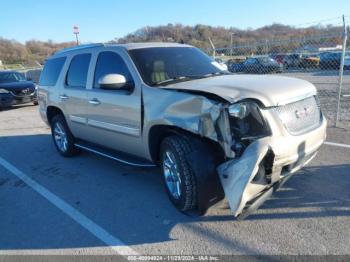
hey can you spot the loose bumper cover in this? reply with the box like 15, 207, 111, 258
217, 116, 327, 218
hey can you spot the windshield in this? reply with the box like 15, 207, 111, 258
258, 57, 276, 64
128, 47, 227, 86
0, 72, 26, 84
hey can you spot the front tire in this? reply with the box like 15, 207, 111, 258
160, 135, 197, 212
51, 114, 79, 157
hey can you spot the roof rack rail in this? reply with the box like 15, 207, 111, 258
55, 43, 105, 55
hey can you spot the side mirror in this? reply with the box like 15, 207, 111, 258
26, 77, 33, 81
98, 74, 127, 90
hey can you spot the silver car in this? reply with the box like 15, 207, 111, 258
38, 43, 327, 219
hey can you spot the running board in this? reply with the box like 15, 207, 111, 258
74, 142, 156, 168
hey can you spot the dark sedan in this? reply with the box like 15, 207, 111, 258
242, 57, 283, 74
0, 71, 38, 109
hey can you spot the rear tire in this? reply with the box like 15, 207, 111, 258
51, 114, 80, 157
160, 135, 197, 212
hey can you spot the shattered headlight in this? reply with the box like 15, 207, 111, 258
228, 103, 248, 119
0, 89, 10, 94
229, 101, 271, 156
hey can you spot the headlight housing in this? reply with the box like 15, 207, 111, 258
228, 103, 249, 119
228, 101, 271, 156
0, 89, 10, 94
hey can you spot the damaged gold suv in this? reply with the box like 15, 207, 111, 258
38, 43, 327, 218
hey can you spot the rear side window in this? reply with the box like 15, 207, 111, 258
66, 53, 91, 88
94, 51, 133, 88
39, 57, 66, 86
244, 58, 256, 65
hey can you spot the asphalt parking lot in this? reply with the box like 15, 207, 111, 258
0, 104, 350, 256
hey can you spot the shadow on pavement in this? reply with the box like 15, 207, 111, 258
0, 104, 37, 112
245, 164, 350, 220
0, 134, 349, 250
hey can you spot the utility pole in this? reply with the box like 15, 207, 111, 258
230, 33, 234, 57
73, 25, 80, 45
335, 15, 347, 127
208, 37, 216, 58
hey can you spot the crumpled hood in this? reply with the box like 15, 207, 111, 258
163, 75, 317, 107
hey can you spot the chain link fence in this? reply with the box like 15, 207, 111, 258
20, 68, 42, 84
212, 20, 350, 129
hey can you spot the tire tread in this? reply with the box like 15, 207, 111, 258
161, 135, 197, 211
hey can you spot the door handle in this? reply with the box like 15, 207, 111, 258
60, 94, 69, 100
88, 98, 101, 105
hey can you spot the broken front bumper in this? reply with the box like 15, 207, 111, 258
0, 93, 36, 107
217, 115, 327, 218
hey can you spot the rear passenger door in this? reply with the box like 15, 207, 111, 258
59, 53, 92, 139
85, 49, 143, 157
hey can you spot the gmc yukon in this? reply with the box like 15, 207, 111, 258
38, 43, 327, 218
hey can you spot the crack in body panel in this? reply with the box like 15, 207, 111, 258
142, 86, 231, 155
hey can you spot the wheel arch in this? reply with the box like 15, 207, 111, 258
147, 124, 225, 165
46, 106, 65, 125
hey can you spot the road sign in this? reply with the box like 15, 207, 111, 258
73, 26, 79, 35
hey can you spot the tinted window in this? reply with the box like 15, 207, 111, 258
0, 72, 26, 83
330, 53, 341, 59
258, 57, 276, 64
94, 51, 133, 88
66, 53, 91, 88
39, 57, 66, 86
244, 58, 256, 65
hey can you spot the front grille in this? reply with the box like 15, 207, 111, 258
10, 89, 35, 98
271, 96, 322, 135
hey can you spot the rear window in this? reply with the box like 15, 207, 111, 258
39, 57, 66, 86
66, 53, 91, 88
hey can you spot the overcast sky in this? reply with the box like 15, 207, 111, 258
1, 0, 349, 43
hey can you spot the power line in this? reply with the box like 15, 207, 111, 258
290, 16, 343, 28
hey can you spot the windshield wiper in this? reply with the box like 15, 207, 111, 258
202, 71, 231, 78
154, 72, 231, 86
154, 76, 200, 86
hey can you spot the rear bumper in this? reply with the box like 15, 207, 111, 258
218, 115, 327, 217
0, 93, 36, 107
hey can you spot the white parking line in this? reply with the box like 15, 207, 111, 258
0, 156, 137, 256
324, 141, 350, 149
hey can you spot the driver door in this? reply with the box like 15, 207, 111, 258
85, 49, 143, 157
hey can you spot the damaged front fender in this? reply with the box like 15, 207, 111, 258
143, 86, 235, 159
